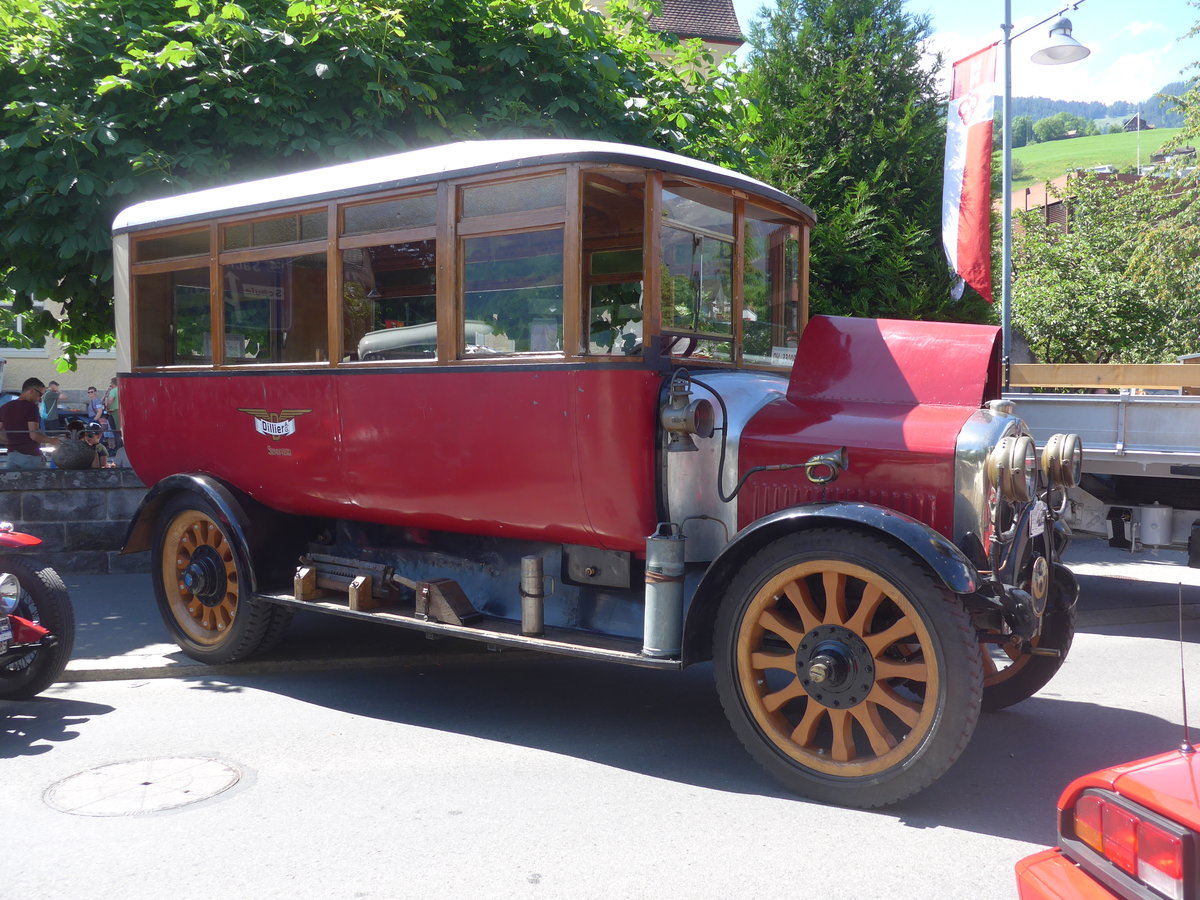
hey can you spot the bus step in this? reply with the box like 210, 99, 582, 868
255, 590, 682, 670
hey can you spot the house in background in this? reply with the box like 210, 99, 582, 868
0, 298, 116, 395
594, 0, 745, 57
1123, 112, 1154, 132
1005, 171, 1144, 234
645, 0, 744, 55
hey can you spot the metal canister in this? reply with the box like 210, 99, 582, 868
642, 523, 685, 658
520, 555, 545, 636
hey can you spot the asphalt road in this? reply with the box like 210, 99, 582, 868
6, 536, 1200, 900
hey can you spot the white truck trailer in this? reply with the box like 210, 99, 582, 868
1007, 361, 1200, 562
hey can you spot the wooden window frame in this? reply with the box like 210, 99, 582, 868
124, 162, 810, 374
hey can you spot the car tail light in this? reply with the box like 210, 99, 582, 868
1140, 821, 1187, 900
1063, 789, 1192, 900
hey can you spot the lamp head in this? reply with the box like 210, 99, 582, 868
1031, 18, 1091, 65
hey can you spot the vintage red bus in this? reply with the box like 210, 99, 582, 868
113, 139, 1081, 808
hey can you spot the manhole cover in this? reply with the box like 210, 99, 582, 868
45, 757, 241, 816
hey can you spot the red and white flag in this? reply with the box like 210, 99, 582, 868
942, 44, 998, 302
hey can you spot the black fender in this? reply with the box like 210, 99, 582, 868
680, 501, 978, 665
122, 473, 260, 593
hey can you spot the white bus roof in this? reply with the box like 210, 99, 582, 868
112, 139, 815, 234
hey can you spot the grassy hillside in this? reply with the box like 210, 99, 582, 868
1009, 127, 1183, 189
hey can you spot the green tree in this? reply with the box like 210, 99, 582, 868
0, 0, 755, 362
1031, 111, 1091, 143
1165, 3, 1200, 149
1012, 173, 1200, 363
741, 0, 987, 322
1011, 114, 1034, 149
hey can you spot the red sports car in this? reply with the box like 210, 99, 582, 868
1016, 746, 1200, 899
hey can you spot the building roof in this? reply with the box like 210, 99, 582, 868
648, 0, 743, 45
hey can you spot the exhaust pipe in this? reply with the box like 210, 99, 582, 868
642, 523, 685, 658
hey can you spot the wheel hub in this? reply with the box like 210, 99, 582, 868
181, 546, 228, 608
796, 624, 875, 709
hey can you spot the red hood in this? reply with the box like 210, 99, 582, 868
789, 315, 1002, 408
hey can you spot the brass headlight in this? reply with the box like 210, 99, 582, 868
987, 435, 1038, 503
1041, 432, 1083, 489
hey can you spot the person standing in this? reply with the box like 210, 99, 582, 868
86, 385, 104, 423
39, 380, 60, 432
1, 378, 62, 469
103, 376, 120, 449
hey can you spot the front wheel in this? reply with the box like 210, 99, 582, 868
981, 565, 1077, 712
713, 529, 982, 808
152, 493, 290, 664
0, 557, 75, 700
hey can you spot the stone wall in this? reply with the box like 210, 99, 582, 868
0, 468, 149, 574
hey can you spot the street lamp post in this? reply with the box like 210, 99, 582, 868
999, 4, 1090, 367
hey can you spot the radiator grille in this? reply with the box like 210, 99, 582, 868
745, 480, 937, 526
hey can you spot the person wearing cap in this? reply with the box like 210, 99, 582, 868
0, 378, 62, 470
82, 421, 110, 468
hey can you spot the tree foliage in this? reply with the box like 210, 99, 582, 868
0, 0, 756, 362
1030, 111, 1096, 143
1166, 4, 1200, 150
740, 0, 989, 324
1011, 173, 1200, 363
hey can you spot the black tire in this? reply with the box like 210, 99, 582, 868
980, 573, 1076, 712
0, 557, 75, 700
152, 493, 289, 664
713, 528, 982, 809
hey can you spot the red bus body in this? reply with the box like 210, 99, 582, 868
113, 139, 1080, 809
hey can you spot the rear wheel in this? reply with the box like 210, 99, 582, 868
714, 529, 981, 808
152, 494, 290, 664
0, 557, 75, 700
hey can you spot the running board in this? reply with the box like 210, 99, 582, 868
254, 592, 682, 670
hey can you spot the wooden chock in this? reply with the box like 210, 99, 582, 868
294, 565, 322, 602
348, 574, 385, 611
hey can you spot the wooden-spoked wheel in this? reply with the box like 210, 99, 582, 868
152, 493, 287, 664
714, 529, 981, 808
162, 509, 240, 646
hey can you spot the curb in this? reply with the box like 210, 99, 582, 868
61, 646, 543, 683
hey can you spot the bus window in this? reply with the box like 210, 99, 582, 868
224, 211, 327, 250
463, 228, 564, 355
342, 194, 436, 236
344, 241, 437, 361
463, 174, 564, 218
340, 193, 438, 362
135, 228, 209, 263
742, 203, 801, 368
222, 253, 328, 364
660, 186, 734, 362
587, 248, 642, 355
583, 174, 644, 356
135, 267, 211, 367
458, 174, 567, 358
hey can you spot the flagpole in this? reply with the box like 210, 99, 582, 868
1002, 0, 1014, 372
998, 1, 1090, 372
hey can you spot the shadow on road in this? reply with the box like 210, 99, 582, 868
1, 695, 115, 759
175, 653, 1184, 845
